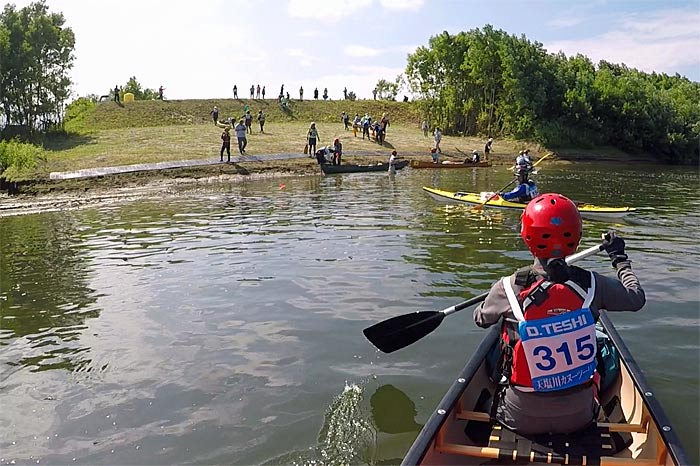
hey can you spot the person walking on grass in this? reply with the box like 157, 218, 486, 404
342, 112, 350, 131
421, 120, 429, 137
210, 106, 219, 124
234, 119, 248, 154
307, 122, 320, 157
257, 110, 266, 133
244, 110, 253, 134
220, 127, 231, 162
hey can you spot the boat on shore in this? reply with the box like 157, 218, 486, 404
423, 187, 636, 218
401, 311, 689, 466
321, 160, 409, 174
411, 160, 492, 169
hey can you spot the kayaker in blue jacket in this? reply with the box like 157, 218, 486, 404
501, 167, 539, 203
473, 193, 645, 435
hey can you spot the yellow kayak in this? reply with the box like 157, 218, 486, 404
423, 187, 636, 218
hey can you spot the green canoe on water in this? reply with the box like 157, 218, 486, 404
423, 187, 636, 219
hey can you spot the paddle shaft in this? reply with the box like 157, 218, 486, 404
442, 242, 604, 318
363, 242, 606, 353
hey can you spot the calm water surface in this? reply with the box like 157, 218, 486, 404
1, 164, 698, 465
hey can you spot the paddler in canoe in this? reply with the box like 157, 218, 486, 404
473, 193, 645, 435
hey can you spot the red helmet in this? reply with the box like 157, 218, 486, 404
521, 193, 582, 258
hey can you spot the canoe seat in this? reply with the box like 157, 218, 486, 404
437, 410, 649, 465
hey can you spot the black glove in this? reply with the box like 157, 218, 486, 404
602, 230, 629, 268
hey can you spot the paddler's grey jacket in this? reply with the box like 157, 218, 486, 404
473, 257, 645, 435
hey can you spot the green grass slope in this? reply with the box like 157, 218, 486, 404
68, 98, 422, 132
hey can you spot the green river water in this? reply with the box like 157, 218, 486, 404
0, 163, 698, 465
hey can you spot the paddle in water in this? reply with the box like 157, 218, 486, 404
363, 241, 605, 353
472, 152, 552, 211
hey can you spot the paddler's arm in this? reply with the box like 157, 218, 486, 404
474, 276, 512, 328
592, 231, 645, 312
592, 262, 645, 312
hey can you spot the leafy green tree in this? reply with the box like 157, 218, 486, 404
0, 1, 75, 132
120, 76, 159, 101
374, 78, 399, 100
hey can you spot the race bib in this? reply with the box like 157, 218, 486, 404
519, 308, 597, 392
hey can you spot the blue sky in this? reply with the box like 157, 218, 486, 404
8, 0, 700, 100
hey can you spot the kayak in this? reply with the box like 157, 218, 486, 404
401, 311, 689, 466
411, 160, 492, 169
321, 160, 409, 174
423, 187, 636, 218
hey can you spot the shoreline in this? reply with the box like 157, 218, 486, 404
0, 152, 655, 217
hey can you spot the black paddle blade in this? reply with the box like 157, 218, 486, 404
363, 311, 446, 353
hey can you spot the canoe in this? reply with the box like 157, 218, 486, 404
401, 312, 689, 466
423, 187, 636, 218
411, 160, 492, 169
321, 160, 409, 174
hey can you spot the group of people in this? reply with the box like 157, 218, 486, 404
346, 113, 390, 144
213, 105, 268, 161
231, 84, 356, 101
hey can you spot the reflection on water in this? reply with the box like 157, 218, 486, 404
0, 165, 697, 464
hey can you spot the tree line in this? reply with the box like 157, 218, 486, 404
404, 25, 700, 164
0, 1, 75, 135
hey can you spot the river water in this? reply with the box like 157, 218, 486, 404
1, 164, 698, 465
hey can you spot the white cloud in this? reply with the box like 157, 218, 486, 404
544, 8, 700, 76
547, 17, 584, 29
287, 0, 372, 21
345, 45, 382, 58
379, 0, 424, 11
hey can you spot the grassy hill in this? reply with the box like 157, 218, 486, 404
66, 98, 423, 132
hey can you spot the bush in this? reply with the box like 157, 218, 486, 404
64, 97, 97, 133
0, 139, 42, 181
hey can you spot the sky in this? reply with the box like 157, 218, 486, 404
7, 0, 700, 101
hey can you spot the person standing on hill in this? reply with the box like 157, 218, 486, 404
323, 88, 329, 100
158, 86, 165, 100
262, 86, 266, 99
343, 87, 348, 100
210, 105, 219, 124
257, 110, 266, 133
299, 86, 304, 100
250, 85, 255, 99
474, 196, 644, 435
256, 84, 261, 98
233, 85, 238, 98
433, 127, 442, 153
314, 87, 319, 100
113, 85, 120, 103
372, 88, 377, 100
307, 122, 320, 157
220, 127, 231, 162
234, 119, 248, 154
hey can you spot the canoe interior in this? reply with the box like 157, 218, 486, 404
403, 313, 687, 466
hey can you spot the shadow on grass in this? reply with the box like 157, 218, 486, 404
43, 132, 97, 151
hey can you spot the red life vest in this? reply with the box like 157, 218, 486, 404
500, 268, 596, 390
